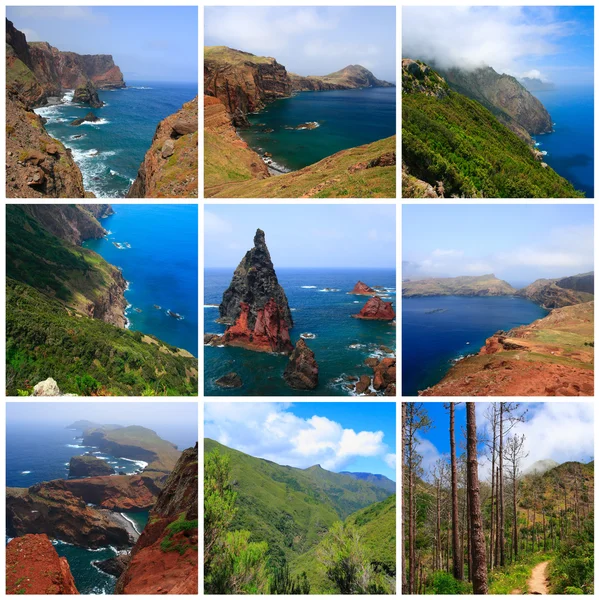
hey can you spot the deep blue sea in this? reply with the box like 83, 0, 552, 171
34, 81, 197, 197
84, 205, 198, 356
205, 268, 396, 396
240, 87, 396, 171
402, 296, 549, 396
532, 86, 594, 197
5, 418, 196, 594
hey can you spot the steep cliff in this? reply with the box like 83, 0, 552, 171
419, 302, 594, 397
128, 96, 198, 198
6, 534, 79, 594
290, 64, 394, 91
205, 46, 292, 126
69, 455, 114, 477
518, 273, 594, 308
402, 59, 584, 198
115, 444, 198, 594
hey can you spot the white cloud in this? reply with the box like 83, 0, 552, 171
416, 437, 447, 477
204, 211, 233, 236
11, 6, 107, 24
403, 6, 574, 75
205, 403, 392, 473
384, 453, 397, 469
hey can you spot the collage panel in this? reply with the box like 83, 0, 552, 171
6, 401, 198, 594
401, 6, 594, 199
204, 401, 397, 594
402, 401, 594, 595
204, 204, 396, 396
6, 203, 199, 397
402, 204, 594, 397
204, 5, 396, 199
6, 6, 198, 200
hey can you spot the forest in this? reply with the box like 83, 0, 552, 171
402, 402, 594, 595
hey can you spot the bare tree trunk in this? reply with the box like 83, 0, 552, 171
402, 403, 407, 592
437, 477, 441, 571
499, 404, 505, 567
449, 404, 463, 580
467, 403, 488, 594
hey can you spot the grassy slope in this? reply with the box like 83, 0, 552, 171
204, 439, 392, 566
6, 278, 198, 396
205, 45, 275, 65
402, 65, 584, 198
206, 136, 396, 198
291, 494, 396, 593
403, 274, 516, 297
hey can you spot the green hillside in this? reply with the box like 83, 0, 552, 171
402, 60, 584, 198
204, 439, 393, 567
291, 494, 396, 593
6, 278, 198, 396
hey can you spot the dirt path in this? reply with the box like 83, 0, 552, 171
527, 560, 550, 594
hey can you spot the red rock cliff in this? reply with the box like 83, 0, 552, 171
6, 534, 78, 594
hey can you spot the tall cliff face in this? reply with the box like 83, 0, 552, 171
205, 46, 292, 127
290, 64, 394, 91
115, 444, 198, 594
218, 229, 294, 354
517, 273, 594, 309
439, 65, 552, 142
6, 534, 79, 594
128, 96, 198, 198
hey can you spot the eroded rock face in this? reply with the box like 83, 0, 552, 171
220, 229, 292, 324
116, 444, 198, 595
6, 534, 79, 594
284, 338, 319, 389
350, 280, 376, 295
69, 455, 115, 477
353, 296, 396, 320
128, 96, 198, 198
73, 80, 103, 108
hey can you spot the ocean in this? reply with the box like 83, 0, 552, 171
240, 87, 396, 172
84, 205, 198, 356
532, 86, 594, 197
34, 81, 197, 198
402, 296, 549, 396
204, 268, 396, 396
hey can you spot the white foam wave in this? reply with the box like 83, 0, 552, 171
301, 286, 317, 289
119, 457, 148, 470
21, 470, 31, 474
66, 444, 87, 448
120, 512, 142, 535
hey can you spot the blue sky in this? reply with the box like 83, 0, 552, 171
409, 402, 593, 483
6, 402, 198, 450
403, 6, 594, 86
7, 6, 198, 83
205, 6, 396, 82
205, 402, 396, 481
205, 205, 396, 269
403, 204, 593, 286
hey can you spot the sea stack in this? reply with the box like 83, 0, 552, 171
284, 339, 319, 390
219, 229, 294, 354
69, 454, 115, 477
349, 280, 376, 295
353, 296, 396, 320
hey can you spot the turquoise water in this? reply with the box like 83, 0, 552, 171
402, 296, 549, 396
532, 86, 594, 197
84, 205, 198, 356
205, 268, 396, 396
241, 87, 396, 171
34, 81, 197, 197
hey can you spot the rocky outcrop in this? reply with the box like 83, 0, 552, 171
6, 485, 133, 549
350, 280, 377, 295
401, 59, 449, 98
219, 229, 293, 348
32, 377, 62, 396
403, 274, 517, 297
69, 455, 115, 477
353, 296, 396, 320
349, 357, 396, 396
6, 534, 79, 594
94, 554, 131, 578
284, 338, 319, 389
128, 96, 198, 198
115, 444, 198, 595
438, 64, 552, 141
204, 46, 292, 127
518, 273, 594, 308
215, 372, 243, 388
70, 111, 101, 126
290, 64, 394, 91
73, 80, 103, 107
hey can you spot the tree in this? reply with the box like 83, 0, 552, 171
447, 403, 463, 581
401, 403, 408, 593
505, 433, 528, 561
270, 564, 311, 595
404, 403, 432, 594
466, 402, 488, 594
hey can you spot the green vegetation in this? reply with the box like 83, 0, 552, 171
549, 522, 594, 594
204, 441, 396, 594
205, 46, 275, 66
205, 136, 396, 199
402, 63, 584, 198
160, 513, 199, 555
6, 278, 198, 396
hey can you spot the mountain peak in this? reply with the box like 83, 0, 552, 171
523, 458, 560, 476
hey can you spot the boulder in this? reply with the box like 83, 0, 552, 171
33, 377, 61, 396
93, 553, 131, 577
70, 112, 100, 126
284, 339, 319, 390
215, 373, 243, 389
161, 139, 175, 159
352, 296, 395, 320
355, 375, 371, 394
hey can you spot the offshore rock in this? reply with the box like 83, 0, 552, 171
6, 534, 79, 594
349, 280, 377, 295
73, 80, 103, 108
219, 228, 293, 333
93, 554, 131, 577
353, 296, 396, 320
68, 455, 115, 477
284, 338, 319, 389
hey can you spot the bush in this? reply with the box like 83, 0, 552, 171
429, 571, 470, 595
